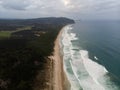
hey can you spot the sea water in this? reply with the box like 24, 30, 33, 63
60, 21, 120, 90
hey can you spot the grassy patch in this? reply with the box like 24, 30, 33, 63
0, 31, 11, 39
0, 26, 32, 39
16, 26, 32, 31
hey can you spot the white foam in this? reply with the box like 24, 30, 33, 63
70, 33, 78, 40
94, 56, 98, 60
80, 50, 108, 90
69, 49, 105, 90
80, 50, 108, 76
60, 25, 120, 90
61, 25, 83, 90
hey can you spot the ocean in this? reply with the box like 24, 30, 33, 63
60, 21, 120, 90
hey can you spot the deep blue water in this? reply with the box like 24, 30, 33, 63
61, 21, 120, 90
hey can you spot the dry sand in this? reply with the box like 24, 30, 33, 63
53, 27, 64, 90
33, 28, 65, 90
34, 26, 70, 90
53, 26, 70, 90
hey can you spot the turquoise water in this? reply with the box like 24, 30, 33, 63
60, 21, 120, 90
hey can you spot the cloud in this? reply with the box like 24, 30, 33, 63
0, 0, 119, 20
0, 0, 31, 10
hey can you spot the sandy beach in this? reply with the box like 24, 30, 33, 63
34, 26, 70, 90
52, 26, 70, 90
33, 29, 64, 90
53, 27, 64, 90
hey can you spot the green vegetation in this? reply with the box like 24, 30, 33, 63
0, 17, 74, 90
0, 26, 32, 39
14, 26, 32, 33
0, 31, 11, 38
0, 26, 62, 90
16, 26, 32, 31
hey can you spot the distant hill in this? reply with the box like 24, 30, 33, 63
0, 17, 74, 25
0, 17, 74, 31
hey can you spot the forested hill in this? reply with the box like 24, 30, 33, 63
0, 17, 74, 29
0, 17, 74, 90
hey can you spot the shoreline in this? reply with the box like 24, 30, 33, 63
53, 25, 70, 90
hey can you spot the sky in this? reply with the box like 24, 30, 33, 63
0, 0, 120, 20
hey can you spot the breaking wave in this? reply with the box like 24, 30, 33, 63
60, 25, 120, 90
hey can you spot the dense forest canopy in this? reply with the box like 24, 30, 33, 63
0, 17, 74, 90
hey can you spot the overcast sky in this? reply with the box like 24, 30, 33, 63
0, 0, 120, 20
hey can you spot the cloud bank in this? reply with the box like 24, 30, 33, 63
0, 0, 120, 20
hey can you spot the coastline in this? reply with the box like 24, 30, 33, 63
33, 25, 71, 90
53, 25, 70, 90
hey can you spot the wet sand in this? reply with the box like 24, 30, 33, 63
53, 26, 70, 90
